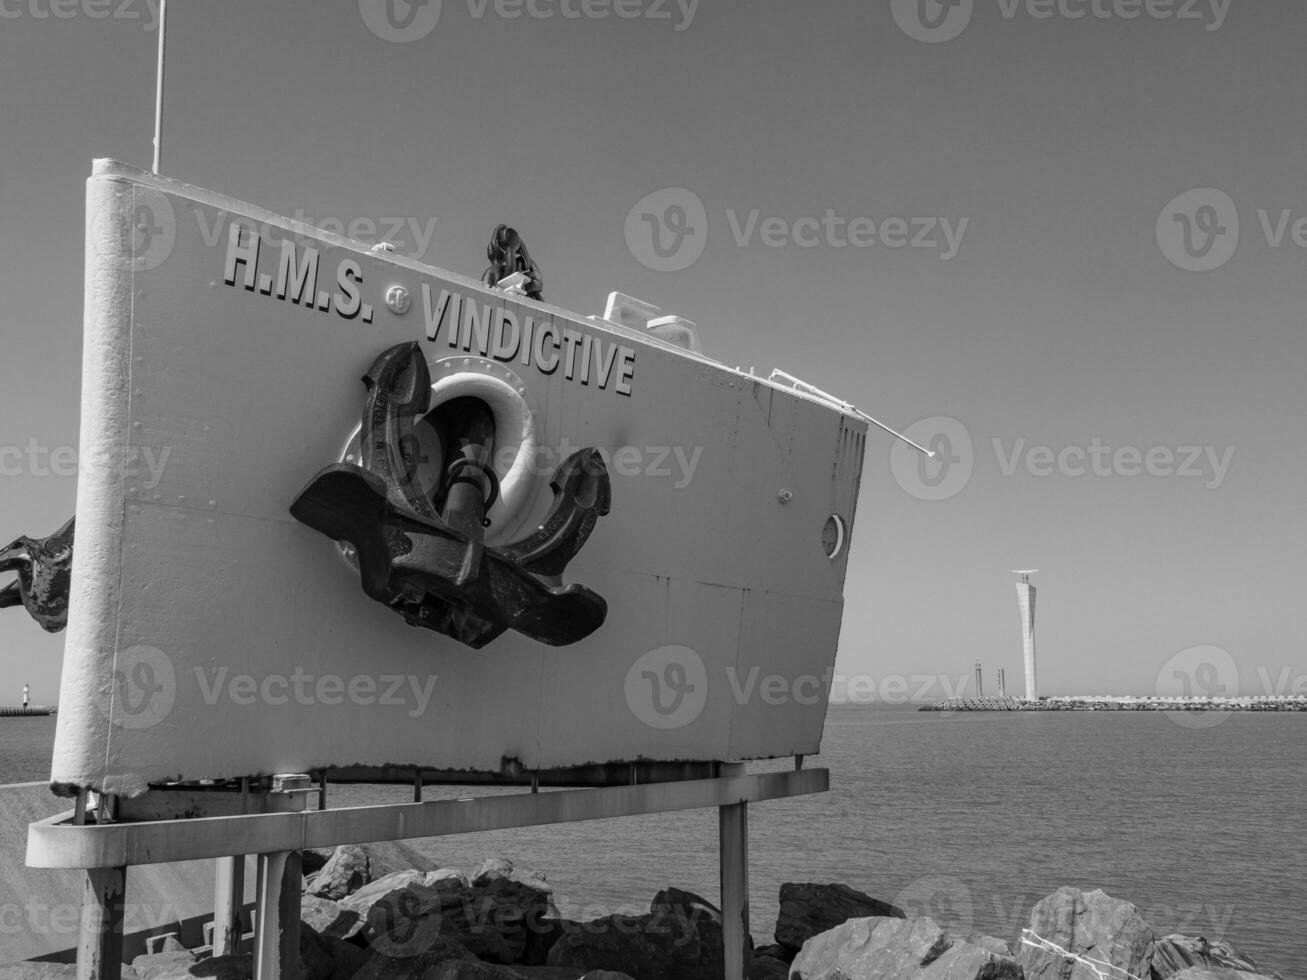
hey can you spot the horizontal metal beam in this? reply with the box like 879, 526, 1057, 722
29, 769, 828, 870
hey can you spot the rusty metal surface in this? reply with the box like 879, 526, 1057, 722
481, 224, 544, 300
291, 342, 610, 648
0, 516, 74, 632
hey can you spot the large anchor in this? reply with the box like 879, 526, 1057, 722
1, 516, 75, 633
291, 342, 611, 649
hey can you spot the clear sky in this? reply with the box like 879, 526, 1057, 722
1, 0, 1304, 704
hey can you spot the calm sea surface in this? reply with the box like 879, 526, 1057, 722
3, 705, 1302, 975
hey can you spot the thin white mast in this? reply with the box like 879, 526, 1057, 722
152, 0, 168, 173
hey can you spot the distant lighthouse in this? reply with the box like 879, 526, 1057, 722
1013, 571, 1039, 700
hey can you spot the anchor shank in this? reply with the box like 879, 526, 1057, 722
434, 397, 497, 583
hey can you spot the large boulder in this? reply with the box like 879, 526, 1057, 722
302, 894, 363, 939
340, 864, 555, 963
754, 943, 793, 964
130, 953, 198, 980
775, 882, 906, 952
349, 943, 479, 980
1168, 971, 1282, 980
303, 847, 331, 877
1020, 887, 1154, 980
304, 841, 441, 899
130, 953, 250, 980
652, 887, 752, 980
1151, 935, 1262, 977
306, 844, 370, 900
522, 918, 582, 966
363, 961, 582, 980
749, 955, 789, 980
474, 857, 518, 882
0, 968, 137, 980
545, 911, 684, 980
465, 863, 558, 962
547, 888, 750, 980
362, 841, 444, 881
300, 919, 372, 980
342, 870, 434, 915
790, 915, 1022, 980
414, 963, 528, 980
971, 935, 1012, 957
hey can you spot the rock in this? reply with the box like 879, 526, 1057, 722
1168, 971, 1282, 980
464, 866, 558, 962
749, 955, 790, 980
298, 918, 374, 980
307, 844, 370, 900
345, 880, 472, 959
303, 847, 332, 877
775, 882, 905, 952
651, 887, 752, 980
131, 953, 250, 980
430, 868, 471, 888
577, 974, 637, 980
362, 840, 442, 881
790, 915, 1022, 980
547, 888, 750, 980
1020, 887, 1154, 980
145, 934, 186, 954
303, 841, 440, 898
130, 952, 198, 980
970, 934, 1011, 956
546, 916, 669, 980
1152, 935, 1262, 977
350, 943, 478, 980
316, 933, 372, 980
341, 868, 554, 964
475, 857, 516, 881
0, 967, 131, 980
299, 922, 340, 980
754, 944, 794, 964
341, 870, 435, 917
522, 918, 582, 966
402, 961, 527, 980
0, 969, 74, 980
473, 857, 550, 894
302, 894, 362, 940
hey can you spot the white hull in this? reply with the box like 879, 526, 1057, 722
52, 161, 867, 796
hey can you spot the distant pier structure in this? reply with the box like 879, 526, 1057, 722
1014, 570, 1038, 700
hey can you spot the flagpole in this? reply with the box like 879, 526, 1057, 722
152, 0, 168, 173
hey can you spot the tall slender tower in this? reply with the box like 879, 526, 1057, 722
997, 667, 1006, 698
974, 659, 984, 698
1013, 571, 1039, 700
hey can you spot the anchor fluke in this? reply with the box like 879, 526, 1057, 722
292, 343, 611, 649
0, 517, 76, 633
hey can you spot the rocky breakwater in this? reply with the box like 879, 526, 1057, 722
921, 696, 1307, 712
0, 850, 1289, 980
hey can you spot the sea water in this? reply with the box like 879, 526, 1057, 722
2, 705, 1301, 974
